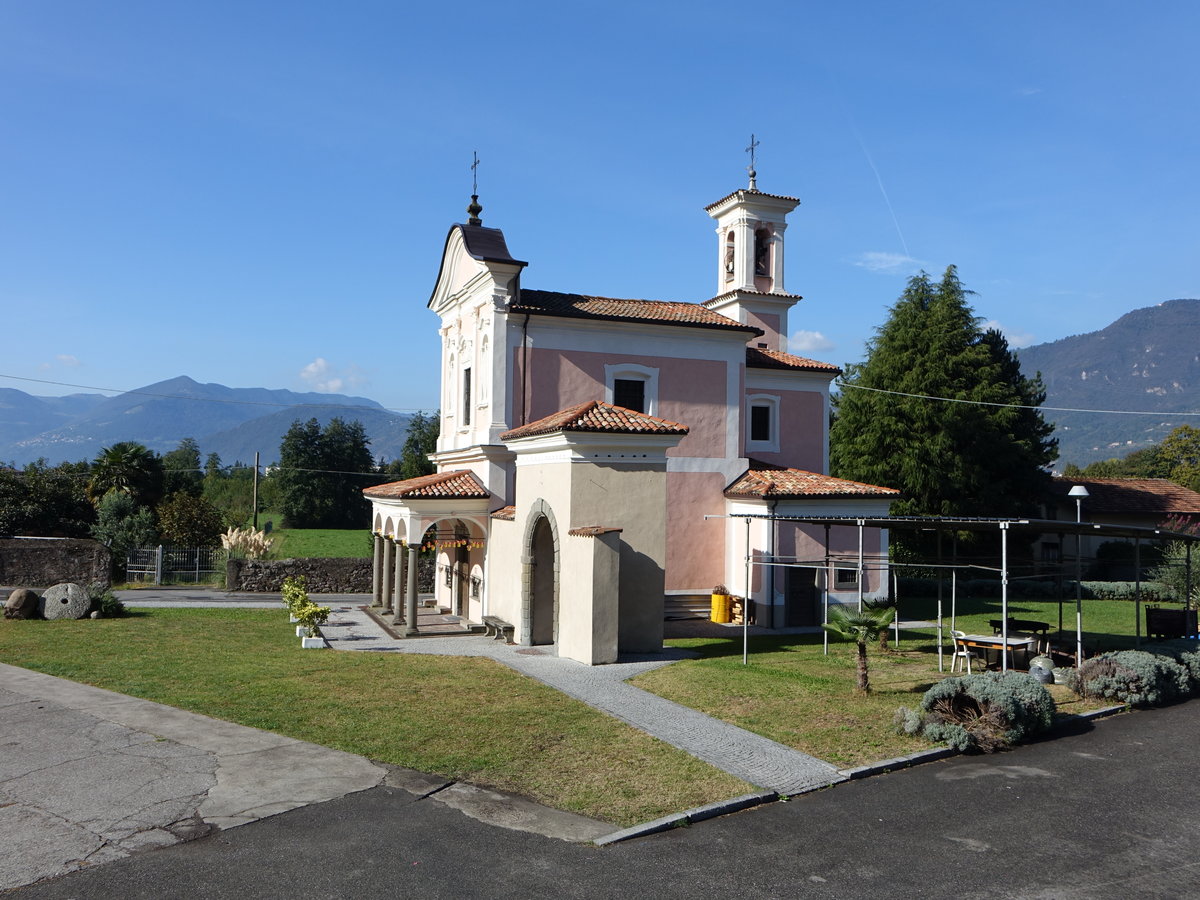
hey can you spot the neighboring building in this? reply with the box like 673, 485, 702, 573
364, 177, 898, 664
1038, 476, 1200, 566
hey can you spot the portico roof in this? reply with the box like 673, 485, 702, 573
725, 460, 899, 499
745, 347, 841, 374
363, 469, 490, 500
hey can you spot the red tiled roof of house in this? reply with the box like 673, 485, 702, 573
725, 460, 900, 499
512, 289, 761, 335
746, 347, 842, 374
1050, 477, 1200, 516
500, 400, 690, 442
491, 506, 516, 520
363, 470, 490, 500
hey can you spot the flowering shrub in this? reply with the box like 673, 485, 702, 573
896, 671, 1054, 753
221, 526, 274, 559
1069, 650, 1191, 708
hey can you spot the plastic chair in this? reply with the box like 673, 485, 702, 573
950, 630, 976, 674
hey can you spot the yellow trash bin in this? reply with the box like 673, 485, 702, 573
710, 592, 732, 623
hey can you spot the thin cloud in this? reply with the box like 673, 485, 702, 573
983, 319, 1036, 348
789, 330, 836, 353
853, 251, 922, 273
299, 357, 363, 394
56, 354, 81, 367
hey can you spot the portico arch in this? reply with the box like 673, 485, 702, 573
521, 499, 560, 646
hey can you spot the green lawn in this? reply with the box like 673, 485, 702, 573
894, 593, 1180, 652
633, 626, 1114, 769
0, 609, 747, 826
267, 527, 373, 559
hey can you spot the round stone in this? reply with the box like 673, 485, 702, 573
3, 588, 41, 620
41, 582, 91, 620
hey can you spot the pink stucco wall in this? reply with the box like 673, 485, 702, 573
514, 347, 730, 458
776, 522, 886, 593
745, 388, 825, 472
664, 471, 728, 591
745, 311, 780, 349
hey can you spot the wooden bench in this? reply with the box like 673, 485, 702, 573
482, 615, 514, 643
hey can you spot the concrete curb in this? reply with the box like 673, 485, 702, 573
592, 791, 778, 846
1067, 703, 1127, 722
837, 746, 958, 780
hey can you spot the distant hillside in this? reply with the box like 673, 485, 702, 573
1018, 299, 1200, 467
0, 376, 415, 466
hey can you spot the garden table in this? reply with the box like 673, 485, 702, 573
959, 634, 1039, 670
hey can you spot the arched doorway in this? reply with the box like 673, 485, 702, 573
530, 516, 556, 644
522, 500, 560, 646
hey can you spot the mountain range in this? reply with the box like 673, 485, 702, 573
1017, 298, 1200, 467
4, 299, 1198, 471
0, 376, 414, 466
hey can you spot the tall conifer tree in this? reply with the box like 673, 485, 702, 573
831, 267, 1056, 520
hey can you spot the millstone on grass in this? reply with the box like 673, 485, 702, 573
41, 582, 90, 620
3, 588, 41, 620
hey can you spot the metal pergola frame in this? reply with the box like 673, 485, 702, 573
711, 513, 1198, 669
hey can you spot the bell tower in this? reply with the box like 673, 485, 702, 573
703, 140, 801, 352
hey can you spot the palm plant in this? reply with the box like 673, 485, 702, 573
87, 442, 164, 507
822, 605, 896, 694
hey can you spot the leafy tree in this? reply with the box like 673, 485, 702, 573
822, 605, 896, 694
204, 452, 224, 477
0, 459, 94, 538
91, 490, 158, 559
157, 491, 225, 547
381, 410, 441, 481
202, 458, 259, 526
1069, 425, 1200, 492
163, 438, 204, 497
275, 417, 374, 528
831, 267, 1057, 524
87, 442, 164, 508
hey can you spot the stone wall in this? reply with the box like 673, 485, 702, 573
226, 557, 436, 593
0, 538, 111, 588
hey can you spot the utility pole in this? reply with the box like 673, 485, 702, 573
252, 451, 260, 530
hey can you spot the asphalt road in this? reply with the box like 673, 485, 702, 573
11, 700, 1200, 899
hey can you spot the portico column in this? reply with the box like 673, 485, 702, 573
380, 537, 393, 613
371, 533, 383, 606
392, 541, 406, 626
404, 545, 419, 636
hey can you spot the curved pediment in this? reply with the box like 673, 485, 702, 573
428, 223, 527, 313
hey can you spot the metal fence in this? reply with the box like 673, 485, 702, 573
125, 546, 224, 585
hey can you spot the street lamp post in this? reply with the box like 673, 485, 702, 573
1068, 485, 1090, 667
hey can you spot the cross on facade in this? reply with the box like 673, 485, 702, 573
471, 151, 480, 195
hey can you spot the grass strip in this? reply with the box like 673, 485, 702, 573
0, 608, 749, 826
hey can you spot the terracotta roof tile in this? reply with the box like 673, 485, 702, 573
491, 505, 516, 520
705, 288, 802, 305
512, 289, 760, 334
363, 470, 490, 500
704, 188, 801, 212
1050, 477, 1200, 516
500, 400, 690, 442
725, 460, 900, 499
568, 526, 623, 537
746, 347, 842, 374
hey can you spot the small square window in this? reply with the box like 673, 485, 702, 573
613, 378, 646, 414
835, 568, 858, 587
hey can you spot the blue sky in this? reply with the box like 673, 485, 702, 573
2, 1, 1197, 413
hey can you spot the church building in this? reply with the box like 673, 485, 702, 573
364, 171, 898, 664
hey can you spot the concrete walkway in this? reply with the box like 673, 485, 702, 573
316, 601, 846, 796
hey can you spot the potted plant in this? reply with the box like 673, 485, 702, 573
282, 575, 308, 623
295, 600, 330, 648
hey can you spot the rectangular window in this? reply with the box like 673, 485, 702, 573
835, 568, 859, 587
613, 378, 646, 414
1041, 542, 1061, 563
462, 368, 472, 426
750, 404, 772, 442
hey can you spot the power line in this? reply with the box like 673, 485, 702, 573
836, 381, 1200, 418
